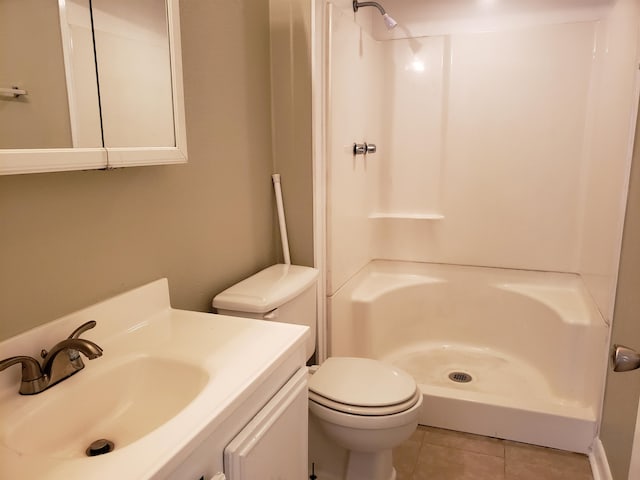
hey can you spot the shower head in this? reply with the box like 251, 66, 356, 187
382, 13, 398, 30
352, 1, 398, 30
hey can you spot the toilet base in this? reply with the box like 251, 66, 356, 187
345, 449, 396, 480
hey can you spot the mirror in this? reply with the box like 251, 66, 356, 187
0, 0, 186, 174
92, 0, 176, 148
0, 0, 81, 149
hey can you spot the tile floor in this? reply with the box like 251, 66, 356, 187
392, 426, 594, 480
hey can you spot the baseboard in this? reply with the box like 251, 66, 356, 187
590, 438, 613, 480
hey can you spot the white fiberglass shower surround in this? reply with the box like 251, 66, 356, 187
317, 0, 640, 453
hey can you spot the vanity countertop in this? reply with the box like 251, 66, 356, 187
0, 278, 309, 479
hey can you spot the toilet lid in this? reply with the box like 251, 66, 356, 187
308, 357, 417, 407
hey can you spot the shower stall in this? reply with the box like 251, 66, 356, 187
316, 0, 640, 453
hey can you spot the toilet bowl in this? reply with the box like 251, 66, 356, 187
212, 264, 421, 480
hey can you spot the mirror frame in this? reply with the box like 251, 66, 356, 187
0, 0, 186, 175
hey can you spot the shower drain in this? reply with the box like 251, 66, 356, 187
448, 371, 473, 383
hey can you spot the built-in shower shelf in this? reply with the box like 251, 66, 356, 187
369, 213, 445, 220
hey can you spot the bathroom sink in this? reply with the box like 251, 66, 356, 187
1, 355, 208, 458
0, 278, 309, 479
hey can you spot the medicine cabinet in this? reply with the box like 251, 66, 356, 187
0, 0, 186, 175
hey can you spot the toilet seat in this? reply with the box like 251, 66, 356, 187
309, 357, 419, 416
309, 389, 421, 416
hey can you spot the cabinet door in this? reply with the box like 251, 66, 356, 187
224, 367, 308, 480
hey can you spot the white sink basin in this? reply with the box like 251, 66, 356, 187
3, 355, 208, 458
0, 278, 309, 479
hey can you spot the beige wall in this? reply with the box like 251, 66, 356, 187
0, 0, 278, 341
269, 0, 314, 266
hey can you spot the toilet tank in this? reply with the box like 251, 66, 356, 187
212, 264, 319, 360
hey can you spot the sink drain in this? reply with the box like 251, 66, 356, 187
86, 439, 115, 456
448, 371, 473, 383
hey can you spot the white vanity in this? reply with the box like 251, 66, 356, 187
0, 279, 309, 479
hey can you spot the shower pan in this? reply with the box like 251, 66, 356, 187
329, 261, 608, 453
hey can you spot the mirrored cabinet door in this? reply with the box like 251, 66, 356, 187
60, 0, 103, 148
92, 0, 175, 148
0, 0, 96, 150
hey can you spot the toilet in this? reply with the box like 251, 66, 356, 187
212, 264, 422, 480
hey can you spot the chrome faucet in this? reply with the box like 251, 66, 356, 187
0, 320, 103, 395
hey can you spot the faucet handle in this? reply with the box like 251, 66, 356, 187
39, 321, 99, 359
0, 356, 42, 380
65, 321, 98, 362
0, 356, 47, 395
68, 320, 97, 339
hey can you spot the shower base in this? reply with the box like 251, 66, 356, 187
329, 261, 608, 454
383, 342, 596, 453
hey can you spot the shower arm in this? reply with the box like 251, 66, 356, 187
353, 0, 387, 15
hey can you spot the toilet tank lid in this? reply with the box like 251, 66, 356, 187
212, 264, 319, 313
